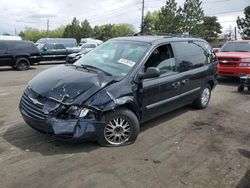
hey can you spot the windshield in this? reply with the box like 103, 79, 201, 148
220, 42, 250, 52
74, 40, 150, 76
36, 43, 44, 50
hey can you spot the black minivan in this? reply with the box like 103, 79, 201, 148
0, 40, 40, 70
19, 36, 217, 146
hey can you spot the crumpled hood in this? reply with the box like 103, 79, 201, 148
28, 65, 113, 103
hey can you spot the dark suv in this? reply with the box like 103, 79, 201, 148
0, 40, 40, 70
19, 36, 217, 146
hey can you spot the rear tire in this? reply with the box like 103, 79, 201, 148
16, 58, 30, 71
98, 108, 139, 147
238, 85, 244, 92
192, 84, 211, 109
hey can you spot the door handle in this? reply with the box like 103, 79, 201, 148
172, 82, 180, 88
181, 79, 189, 85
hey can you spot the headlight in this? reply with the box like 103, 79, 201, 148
75, 55, 81, 60
241, 58, 250, 63
239, 63, 250, 67
66, 106, 91, 118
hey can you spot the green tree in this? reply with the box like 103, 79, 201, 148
93, 24, 114, 41
142, 11, 160, 34
19, 27, 47, 42
80, 19, 93, 38
237, 6, 250, 39
112, 24, 135, 37
49, 26, 65, 38
182, 0, 204, 34
63, 17, 82, 42
157, 0, 183, 34
197, 16, 222, 42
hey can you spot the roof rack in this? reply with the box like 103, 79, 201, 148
134, 32, 199, 38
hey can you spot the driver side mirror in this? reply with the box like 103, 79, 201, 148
138, 67, 160, 80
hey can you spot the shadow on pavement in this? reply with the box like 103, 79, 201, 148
217, 76, 240, 87
236, 169, 250, 188
2, 106, 192, 156
0, 67, 36, 72
2, 122, 99, 156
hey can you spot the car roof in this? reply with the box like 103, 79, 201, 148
0, 40, 33, 44
111, 35, 206, 44
228, 40, 250, 43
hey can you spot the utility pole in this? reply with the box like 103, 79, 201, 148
141, 0, 145, 34
47, 19, 50, 37
234, 27, 237, 40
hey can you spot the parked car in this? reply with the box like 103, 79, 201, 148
66, 48, 92, 64
0, 40, 40, 70
217, 40, 250, 77
79, 38, 103, 46
37, 43, 80, 61
80, 43, 98, 50
19, 36, 217, 146
0, 35, 22, 40
36, 38, 77, 48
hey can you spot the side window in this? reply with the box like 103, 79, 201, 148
172, 41, 207, 72
144, 44, 177, 75
55, 44, 65, 49
45, 43, 54, 50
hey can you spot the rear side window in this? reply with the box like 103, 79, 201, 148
172, 41, 207, 72
0, 42, 7, 51
8, 42, 34, 51
55, 44, 65, 49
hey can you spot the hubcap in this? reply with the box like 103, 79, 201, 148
201, 88, 210, 106
104, 117, 131, 145
19, 61, 28, 70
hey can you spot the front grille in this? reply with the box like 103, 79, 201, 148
20, 92, 47, 120
218, 57, 240, 61
219, 62, 238, 67
218, 57, 240, 67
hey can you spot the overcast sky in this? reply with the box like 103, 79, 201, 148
0, 0, 249, 35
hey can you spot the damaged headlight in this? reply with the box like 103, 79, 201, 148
66, 106, 92, 118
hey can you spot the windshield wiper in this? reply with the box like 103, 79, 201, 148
80, 65, 112, 76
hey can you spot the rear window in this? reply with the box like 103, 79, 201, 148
220, 42, 250, 52
55, 44, 65, 49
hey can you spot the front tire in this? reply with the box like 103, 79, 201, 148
16, 58, 30, 71
192, 84, 211, 109
98, 108, 139, 147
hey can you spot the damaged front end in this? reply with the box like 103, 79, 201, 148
19, 87, 104, 140
19, 65, 139, 141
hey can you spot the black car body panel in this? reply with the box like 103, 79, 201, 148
0, 40, 40, 67
19, 36, 217, 141
66, 49, 92, 64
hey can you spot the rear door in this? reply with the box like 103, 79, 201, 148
172, 41, 209, 105
54, 44, 67, 60
0, 41, 12, 66
140, 44, 183, 122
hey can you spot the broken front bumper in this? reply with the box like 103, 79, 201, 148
20, 107, 104, 141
